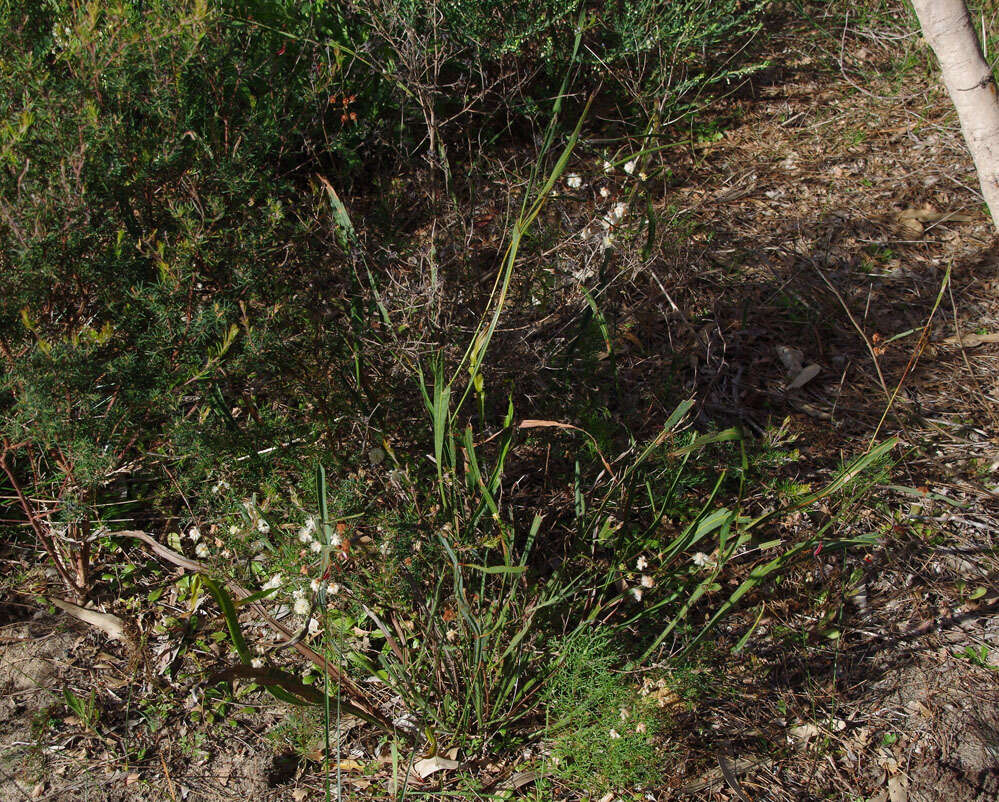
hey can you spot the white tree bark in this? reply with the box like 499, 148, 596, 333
911, 0, 999, 230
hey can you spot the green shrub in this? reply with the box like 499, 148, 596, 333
543, 630, 666, 791
0, 0, 766, 573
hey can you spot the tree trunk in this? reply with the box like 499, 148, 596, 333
911, 0, 999, 230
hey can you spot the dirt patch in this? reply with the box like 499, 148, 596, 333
878, 655, 999, 801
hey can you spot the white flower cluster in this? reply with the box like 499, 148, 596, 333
607, 202, 628, 226
297, 516, 343, 553
620, 554, 656, 602
292, 588, 310, 616
51, 24, 75, 50
242, 500, 270, 535
297, 517, 324, 552
187, 526, 211, 559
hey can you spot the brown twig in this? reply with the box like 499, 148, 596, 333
0, 439, 83, 600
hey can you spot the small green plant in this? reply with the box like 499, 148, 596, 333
62, 687, 100, 733
955, 644, 998, 670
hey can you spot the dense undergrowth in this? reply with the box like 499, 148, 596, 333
1, 0, 899, 792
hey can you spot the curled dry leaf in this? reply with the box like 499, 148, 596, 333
413, 755, 460, 779
775, 345, 804, 375
788, 723, 821, 749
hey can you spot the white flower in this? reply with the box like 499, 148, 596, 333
263, 573, 283, 590
308, 618, 321, 636
636, 555, 648, 571
328, 529, 342, 548
619, 707, 630, 721
601, 235, 614, 251
195, 542, 210, 558
309, 540, 322, 553
611, 202, 628, 221
608, 728, 622, 740
298, 528, 315, 544
602, 159, 613, 173
629, 587, 643, 602
256, 518, 270, 534
624, 160, 636, 175
445, 628, 458, 643
638, 171, 648, 182
310, 578, 321, 592
599, 186, 610, 198
635, 721, 647, 734
640, 574, 655, 588
228, 525, 239, 535
293, 595, 311, 616
188, 527, 201, 543
692, 552, 714, 568
327, 583, 340, 597
251, 657, 264, 669
565, 173, 582, 189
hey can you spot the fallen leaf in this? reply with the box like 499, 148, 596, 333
943, 332, 999, 347
48, 597, 126, 642
619, 331, 645, 351
775, 345, 804, 375
498, 771, 538, 791
413, 756, 460, 779
302, 751, 365, 771
888, 773, 908, 802
788, 723, 820, 749
897, 207, 975, 224
788, 363, 821, 390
